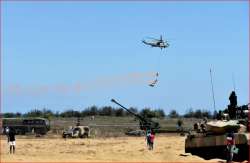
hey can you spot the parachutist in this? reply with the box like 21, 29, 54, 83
149, 73, 159, 87
149, 79, 158, 87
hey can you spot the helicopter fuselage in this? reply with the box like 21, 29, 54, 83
142, 40, 168, 49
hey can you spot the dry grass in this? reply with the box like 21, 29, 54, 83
1, 134, 222, 162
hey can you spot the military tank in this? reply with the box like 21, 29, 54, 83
185, 120, 249, 161
185, 91, 249, 161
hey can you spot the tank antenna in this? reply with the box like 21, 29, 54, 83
210, 68, 216, 111
232, 73, 236, 92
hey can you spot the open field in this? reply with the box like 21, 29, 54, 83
1, 134, 223, 162
49, 116, 200, 137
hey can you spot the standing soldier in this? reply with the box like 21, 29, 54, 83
145, 129, 151, 149
228, 91, 237, 119
149, 131, 155, 150
226, 132, 238, 163
8, 127, 16, 154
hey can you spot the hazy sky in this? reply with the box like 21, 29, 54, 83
2, 1, 249, 114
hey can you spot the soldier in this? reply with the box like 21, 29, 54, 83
200, 117, 207, 133
145, 129, 151, 149
148, 72, 159, 87
228, 91, 237, 119
149, 131, 155, 150
226, 132, 238, 163
8, 127, 16, 154
193, 123, 199, 131
229, 91, 237, 107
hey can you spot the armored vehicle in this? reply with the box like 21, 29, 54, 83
62, 126, 90, 138
185, 120, 249, 161
2, 117, 50, 135
185, 91, 249, 161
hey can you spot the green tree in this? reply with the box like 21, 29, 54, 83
169, 109, 179, 118
42, 108, 54, 119
140, 108, 155, 118
154, 109, 166, 118
3, 113, 16, 118
115, 108, 124, 116
99, 106, 113, 116
24, 109, 43, 117
90, 105, 98, 115
60, 109, 80, 117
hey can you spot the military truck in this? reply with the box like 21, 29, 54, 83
185, 91, 249, 161
62, 126, 90, 138
2, 117, 50, 135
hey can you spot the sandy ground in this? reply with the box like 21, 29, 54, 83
1, 134, 223, 162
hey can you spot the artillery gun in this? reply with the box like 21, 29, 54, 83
185, 91, 249, 161
111, 99, 160, 132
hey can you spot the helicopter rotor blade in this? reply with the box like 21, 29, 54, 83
145, 37, 160, 41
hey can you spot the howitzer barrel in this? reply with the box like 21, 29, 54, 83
111, 99, 160, 131
111, 99, 144, 120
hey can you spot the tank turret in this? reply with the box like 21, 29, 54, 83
185, 91, 249, 161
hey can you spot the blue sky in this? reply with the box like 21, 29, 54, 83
2, 1, 249, 114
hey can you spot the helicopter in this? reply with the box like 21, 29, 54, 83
142, 35, 169, 49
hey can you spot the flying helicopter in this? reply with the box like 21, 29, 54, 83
142, 35, 169, 49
